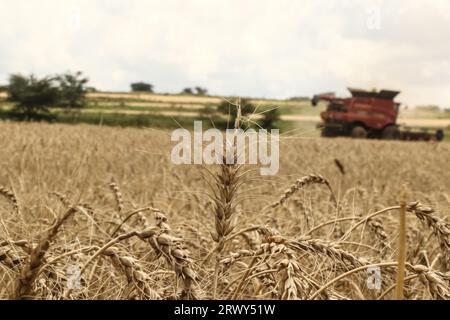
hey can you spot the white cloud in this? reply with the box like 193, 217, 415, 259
0, 0, 449, 106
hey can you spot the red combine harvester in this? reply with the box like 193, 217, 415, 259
312, 88, 444, 141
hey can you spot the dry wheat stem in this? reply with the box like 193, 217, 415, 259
12, 207, 79, 299
309, 262, 399, 300
36, 246, 99, 278
341, 206, 401, 240
378, 274, 418, 300
229, 257, 257, 300
110, 207, 157, 237
304, 217, 359, 236
395, 188, 407, 300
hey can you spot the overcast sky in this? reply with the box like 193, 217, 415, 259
0, 0, 449, 106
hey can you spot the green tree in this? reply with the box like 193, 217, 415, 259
182, 87, 194, 95
56, 71, 89, 108
131, 82, 153, 92
260, 108, 280, 129
195, 86, 208, 96
7, 74, 59, 117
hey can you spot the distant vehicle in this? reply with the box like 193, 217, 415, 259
312, 88, 444, 141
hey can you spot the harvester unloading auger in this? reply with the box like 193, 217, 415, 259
312, 88, 444, 141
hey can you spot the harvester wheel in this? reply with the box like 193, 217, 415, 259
382, 125, 400, 140
351, 126, 367, 139
321, 127, 337, 137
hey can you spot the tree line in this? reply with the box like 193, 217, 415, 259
130, 82, 208, 96
0, 73, 279, 128
3, 71, 88, 118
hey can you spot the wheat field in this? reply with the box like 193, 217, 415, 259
0, 120, 449, 300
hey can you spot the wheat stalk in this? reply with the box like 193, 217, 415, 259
12, 207, 78, 299
270, 174, 336, 209
208, 105, 245, 298
395, 186, 407, 300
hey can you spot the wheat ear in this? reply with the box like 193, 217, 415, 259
102, 247, 161, 299
0, 185, 18, 213
12, 207, 78, 299
407, 202, 450, 271
270, 174, 336, 209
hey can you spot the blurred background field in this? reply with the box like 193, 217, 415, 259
1, 91, 449, 140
